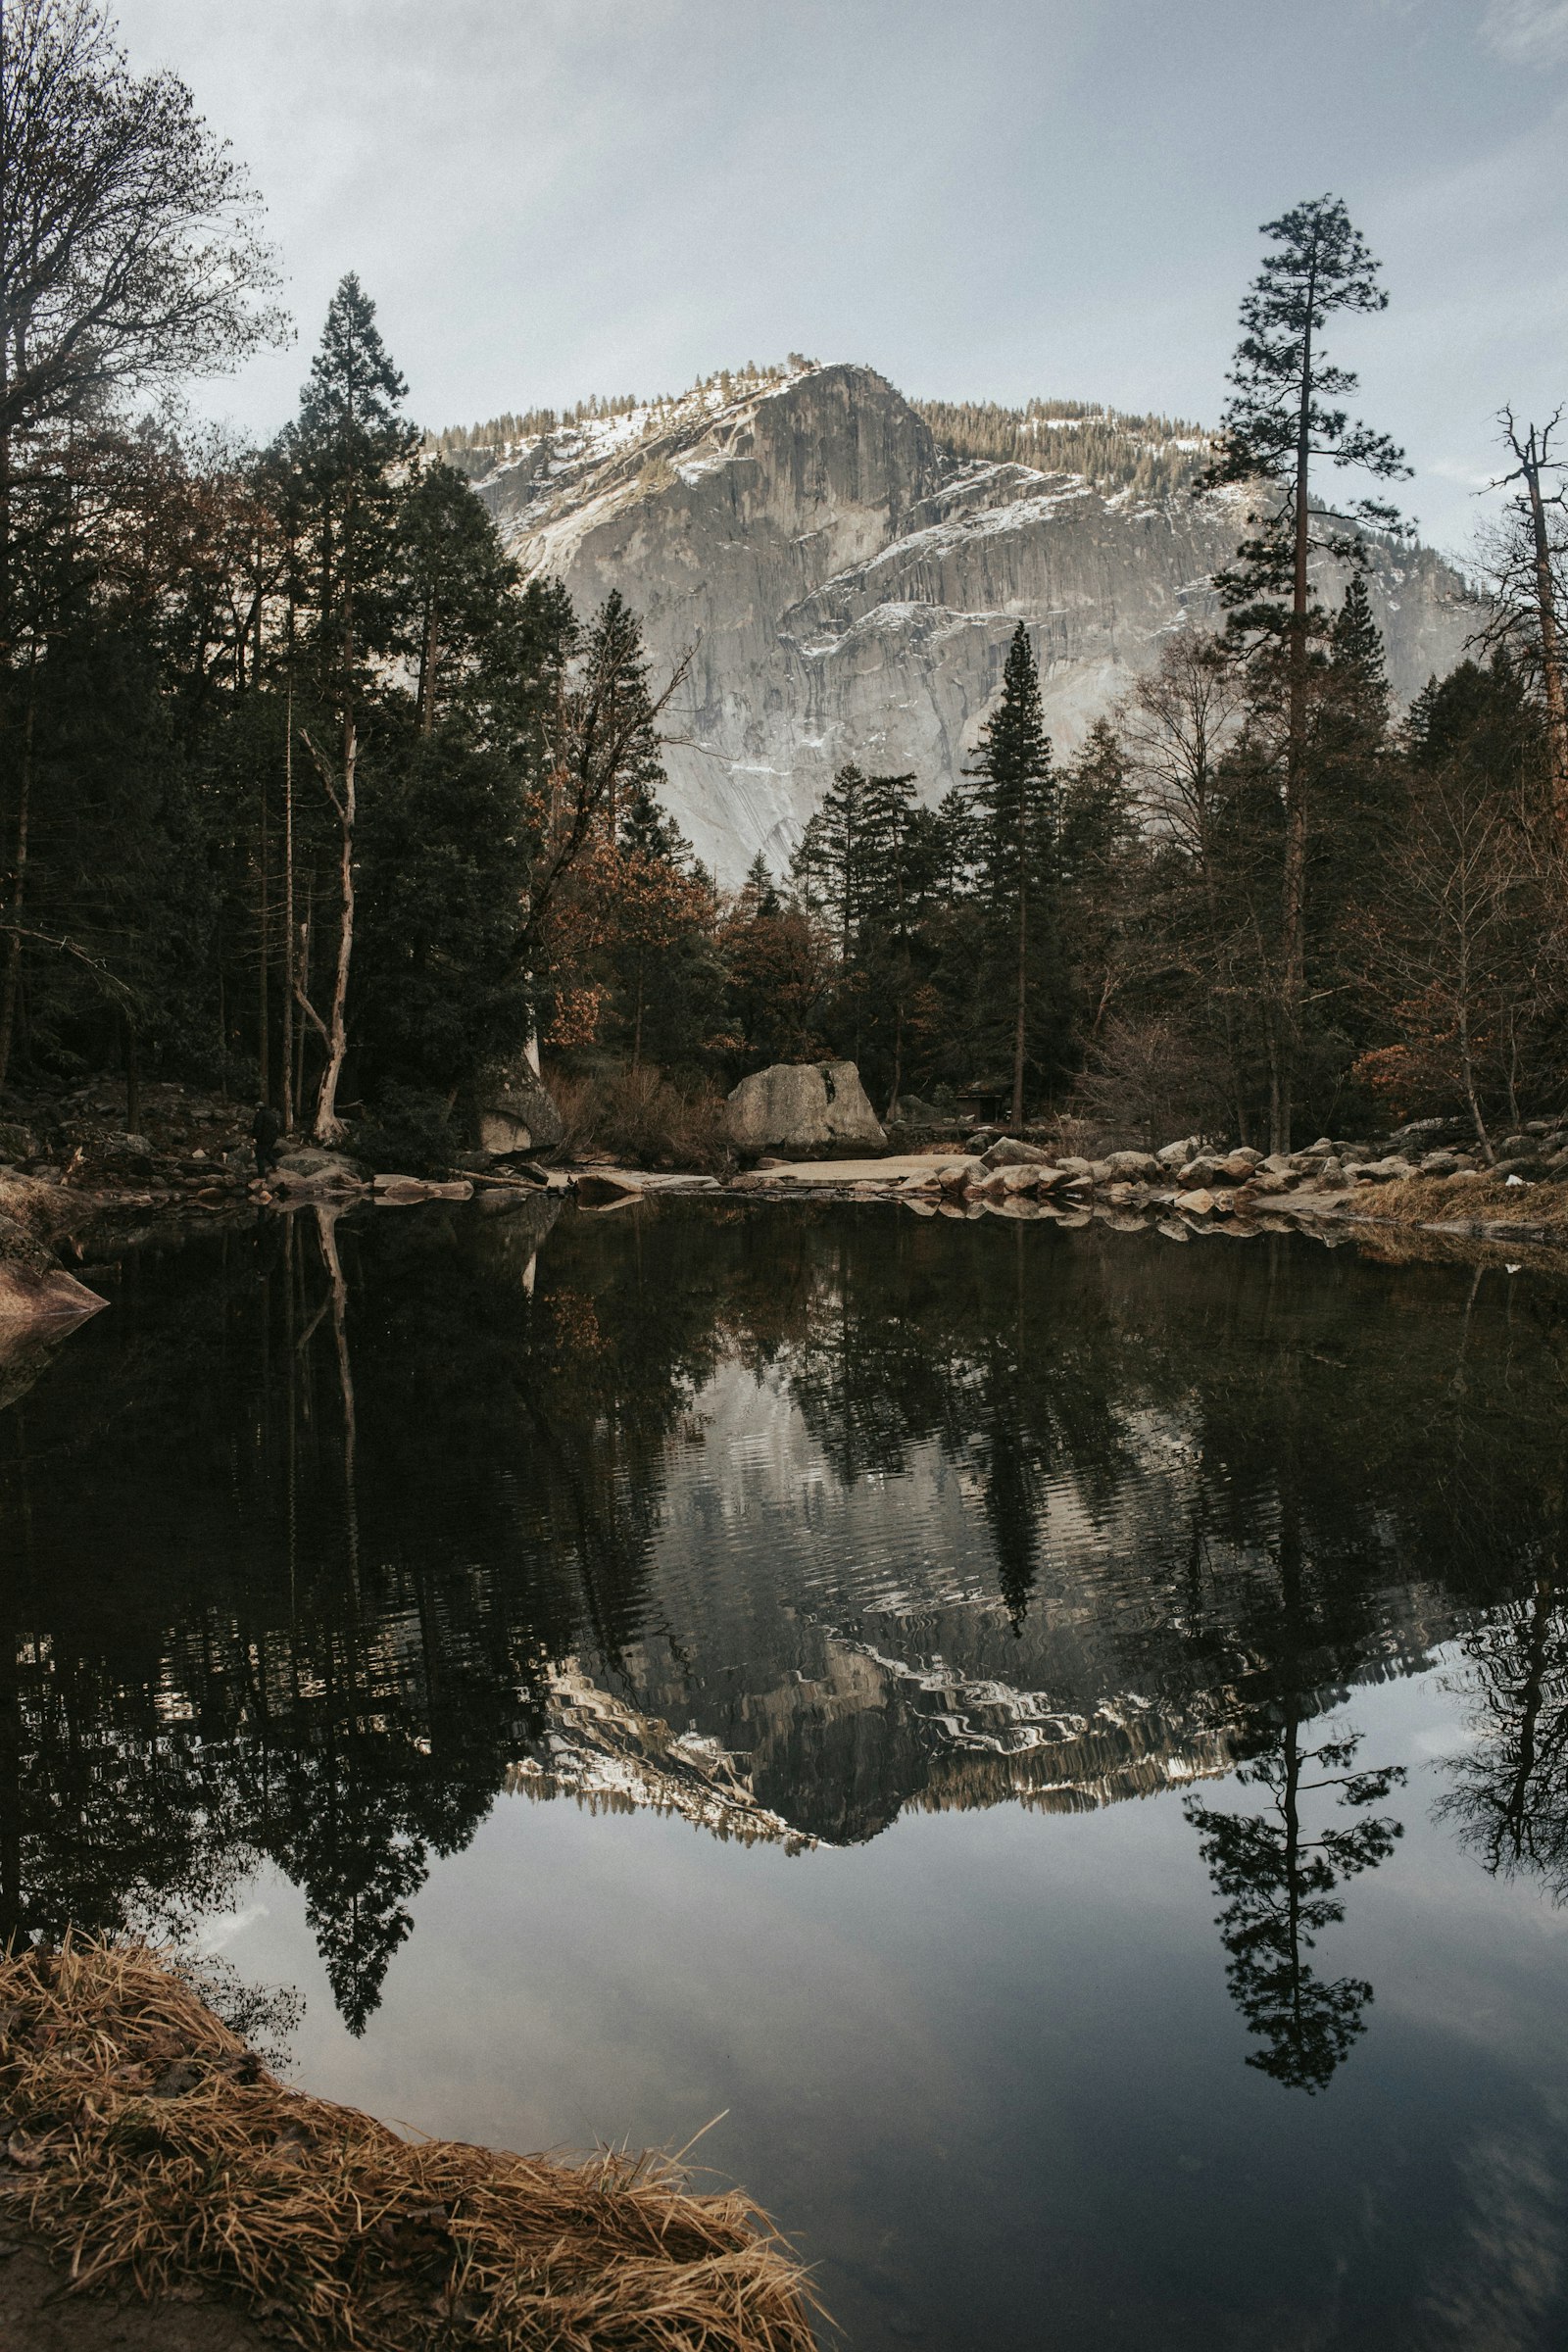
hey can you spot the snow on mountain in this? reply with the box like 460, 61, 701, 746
468, 363, 1481, 885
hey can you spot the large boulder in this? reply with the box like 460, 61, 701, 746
0, 1211, 105, 1323
475, 1059, 564, 1159
725, 1062, 886, 1158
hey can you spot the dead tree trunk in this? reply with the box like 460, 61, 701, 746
295, 723, 356, 1146
0, 661, 37, 1097
1503, 415, 1568, 851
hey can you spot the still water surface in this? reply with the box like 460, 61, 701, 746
5, 1197, 1568, 2347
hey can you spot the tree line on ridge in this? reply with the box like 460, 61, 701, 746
1, 6, 1565, 1164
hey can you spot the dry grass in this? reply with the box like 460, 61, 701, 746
1363, 1175, 1568, 1231
551, 1071, 730, 1174
0, 1938, 821, 2352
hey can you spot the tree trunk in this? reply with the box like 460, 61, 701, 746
419, 599, 438, 736
257, 767, 270, 1107
122, 1011, 139, 1132
313, 724, 356, 1145
1456, 942, 1494, 1164
281, 671, 295, 1132
1520, 433, 1568, 852
1011, 880, 1028, 1129
0, 662, 37, 1098
1278, 269, 1319, 1156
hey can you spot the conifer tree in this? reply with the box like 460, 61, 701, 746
280, 274, 417, 1141
576, 590, 665, 839
792, 762, 868, 964
1202, 196, 1409, 1150
397, 461, 518, 735
965, 623, 1057, 1124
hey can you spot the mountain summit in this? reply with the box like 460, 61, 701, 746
466, 363, 1478, 881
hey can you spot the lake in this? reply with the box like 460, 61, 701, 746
4, 1195, 1567, 2349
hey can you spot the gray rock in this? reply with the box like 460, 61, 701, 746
979, 1137, 1054, 1169
725, 1061, 886, 1156
271, 1150, 366, 1195
1155, 1136, 1201, 1167
1104, 1150, 1160, 1177
0, 1211, 105, 1323
475, 1059, 565, 1158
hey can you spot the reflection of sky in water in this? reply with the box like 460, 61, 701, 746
9, 1202, 1568, 2348
218, 1662, 1568, 2352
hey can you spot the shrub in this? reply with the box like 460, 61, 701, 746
549, 1066, 730, 1171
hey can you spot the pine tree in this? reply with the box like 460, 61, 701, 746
791, 762, 868, 963
277, 275, 417, 1140
1058, 717, 1139, 1058
576, 591, 665, 838
1329, 573, 1388, 714
1201, 196, 1409, 1151
288, 272, 418, 721
397, 461, 519, 735
965, 623, 1058, 1125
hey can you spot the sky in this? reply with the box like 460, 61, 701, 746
112, 0, 1568, 561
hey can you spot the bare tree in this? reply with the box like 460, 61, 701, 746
0, 0, 281, 454
510, 638, 694, 1035
295, 725, 356, 1145
0, 0, 282, 1097
1354, 762, 1523, 1160
1120, 631, 1253, 1137
1479, 410, 1568, 848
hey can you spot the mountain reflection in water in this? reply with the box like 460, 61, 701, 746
1, 1198, 1566, 2100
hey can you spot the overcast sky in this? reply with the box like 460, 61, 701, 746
114, 0, 1568, 559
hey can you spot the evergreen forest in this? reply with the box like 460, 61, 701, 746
3, 5, 1566, 1168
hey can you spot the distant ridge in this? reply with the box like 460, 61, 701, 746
446, 361, 1479, 882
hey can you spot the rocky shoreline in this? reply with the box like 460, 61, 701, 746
2, 1074, 1566, 1339
577, 1120, 1568, 1258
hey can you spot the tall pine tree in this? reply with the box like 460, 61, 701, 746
1201, 196, 1408, 1150
965, 622, 1057, 1125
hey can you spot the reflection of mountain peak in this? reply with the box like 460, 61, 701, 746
507, 1642, 1238, 1849
505, 1662, 814, 1851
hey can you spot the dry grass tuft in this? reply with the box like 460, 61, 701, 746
1366, 1175, 1568, 1231
0, 1937, 821, 2350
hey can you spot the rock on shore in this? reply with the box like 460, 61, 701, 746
726, 1061, 886, 1158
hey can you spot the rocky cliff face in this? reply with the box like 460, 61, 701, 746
476, 363, 1481, 883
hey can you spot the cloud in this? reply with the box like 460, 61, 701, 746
1482, 0, 1568, 64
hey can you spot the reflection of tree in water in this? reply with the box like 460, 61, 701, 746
2, 1204, 1568, 2033
1442, 1573, 1568, 1900
777, 1217, 1134, 1630
0, 1194, 721, 2027
1186, 1709, 1404, 2092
